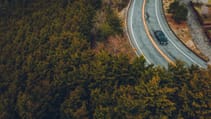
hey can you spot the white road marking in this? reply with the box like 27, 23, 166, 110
142, 0, 175, 65
130, 0, 151, 64
155, 0, 203, 67
125, 0, 139, 57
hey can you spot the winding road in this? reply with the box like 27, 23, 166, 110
127, 0, 207, 68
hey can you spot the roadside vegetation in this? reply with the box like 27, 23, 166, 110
168, 0, 188, 23
0, 0, 211, 119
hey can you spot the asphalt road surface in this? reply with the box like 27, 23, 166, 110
127, 0, 168, 67
127, 0, 207, 68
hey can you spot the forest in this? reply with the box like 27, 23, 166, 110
0, 0, 211, 119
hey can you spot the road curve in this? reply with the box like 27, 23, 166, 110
127, 0, 207, 68
141, 0, 175, 66
127, 0, 169, 67
149, 0, 207, 68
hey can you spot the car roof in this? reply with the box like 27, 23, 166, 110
155, 31, 167, 42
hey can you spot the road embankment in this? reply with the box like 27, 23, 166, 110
162, 0, 209, 62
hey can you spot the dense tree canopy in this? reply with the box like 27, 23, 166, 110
0, 0, 211, 119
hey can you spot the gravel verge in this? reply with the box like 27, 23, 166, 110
181, 0, 211, 65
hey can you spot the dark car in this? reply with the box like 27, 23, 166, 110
154, 31, 168, 45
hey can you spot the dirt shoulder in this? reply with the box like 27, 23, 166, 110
94, 35, 136, 61
162, 0, 209, 62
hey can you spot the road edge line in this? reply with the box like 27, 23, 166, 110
125, 0, 151, 64
142, 0, 176, 66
